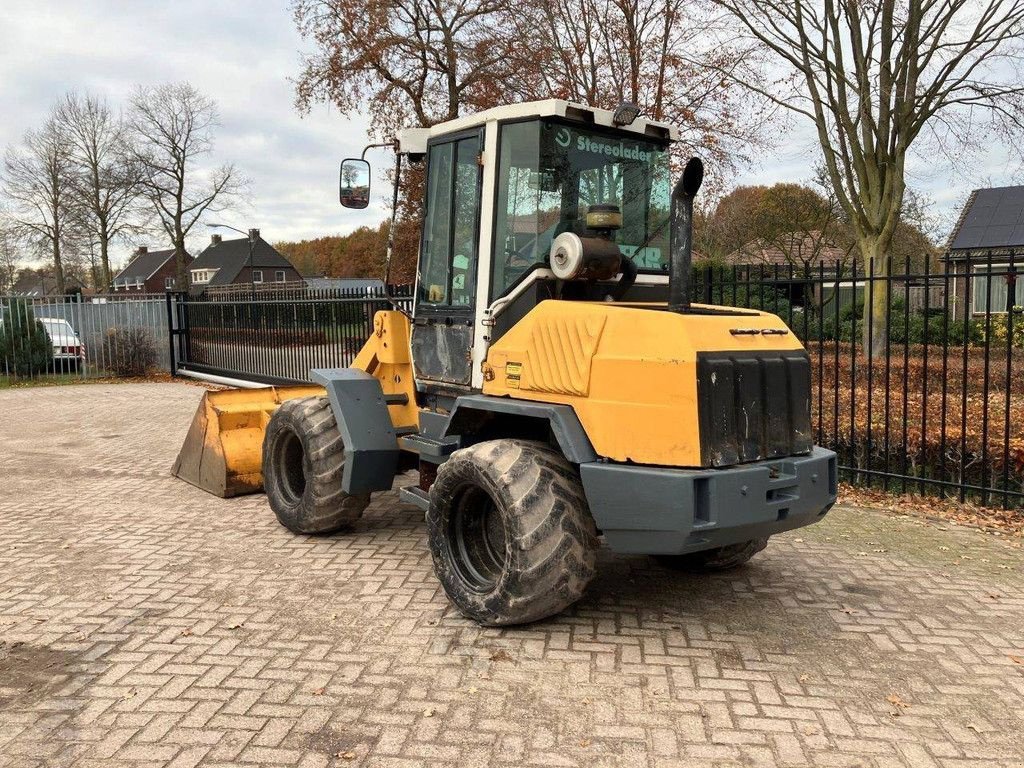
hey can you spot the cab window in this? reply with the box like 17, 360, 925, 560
418, 134, 481, 308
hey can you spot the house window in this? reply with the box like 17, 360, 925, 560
252, 270, 264, 283
165, 277, 175, 290
191, 269, 218, 284
972, 265, 1024, 314
275, 270, 286, 282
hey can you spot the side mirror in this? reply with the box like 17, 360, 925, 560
339, 158, 371, 209
679, 157, 704, 199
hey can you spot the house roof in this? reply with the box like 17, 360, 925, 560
947, 185, 1024, 252
721, 231, 851, 268
113, 248, 178, 284
11, 272, 87, 297
190, 237, 298, 289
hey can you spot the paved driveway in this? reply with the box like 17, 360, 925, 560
1, 382, 1023, 768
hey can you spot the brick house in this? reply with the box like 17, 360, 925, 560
189, 234, 303, 295
943, 185, 1024, 317
112, 247, 188, 293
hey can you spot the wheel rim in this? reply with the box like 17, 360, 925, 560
276, 428, 307, 504
449, 485, 508, 593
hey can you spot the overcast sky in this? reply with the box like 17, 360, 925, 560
1, 1, 1020, 270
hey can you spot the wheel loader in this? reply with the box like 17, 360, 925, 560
174, 99, 838, 626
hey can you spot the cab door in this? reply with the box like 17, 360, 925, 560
412, 130, 482, 388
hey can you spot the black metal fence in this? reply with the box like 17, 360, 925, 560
694, 253, 1023, 509
170, 253, 1024, 509
169, 285, 413, 384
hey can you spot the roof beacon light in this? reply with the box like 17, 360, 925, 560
612, 101, 640, 127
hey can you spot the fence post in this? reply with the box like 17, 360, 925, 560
165, 291, 177, 376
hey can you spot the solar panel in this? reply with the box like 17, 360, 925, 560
950, 186, 1024, 250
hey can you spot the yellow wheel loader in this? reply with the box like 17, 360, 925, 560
174, 100, 837, 626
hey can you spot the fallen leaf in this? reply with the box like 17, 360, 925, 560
489, 650, 513, 662
337, 751, 356, 760
1009, 654, 1024, 665
886, 693, 909, 709
423, 707, 435, 717
313, 687, 326, 696
578, 739, 591, 748
180, 628, 193, 637
798, 674, 810, 683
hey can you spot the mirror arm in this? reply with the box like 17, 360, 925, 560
362, 141, 398, 160
383, 151, 412, 320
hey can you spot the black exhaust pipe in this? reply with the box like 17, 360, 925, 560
668, 157, 704, 313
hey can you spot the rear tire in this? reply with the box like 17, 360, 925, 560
427, 439, 599, 626
654, 537, 769, 572
262, 396, 369, 534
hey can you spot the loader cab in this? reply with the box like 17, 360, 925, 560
349, 101, 678, 393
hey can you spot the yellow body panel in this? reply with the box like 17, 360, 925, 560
173, 310, 416, 497
352, 310, 418, 431
483, 301, 804, 466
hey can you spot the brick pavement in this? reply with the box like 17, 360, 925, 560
1, 382, 1022, 767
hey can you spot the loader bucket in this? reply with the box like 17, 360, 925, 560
172, 385, 324, 498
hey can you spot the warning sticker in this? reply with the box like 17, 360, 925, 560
506, 362, 522, 389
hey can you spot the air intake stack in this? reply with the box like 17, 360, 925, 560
667, 157, 704, 313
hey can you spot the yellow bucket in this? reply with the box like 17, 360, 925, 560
171, 385, 324, 497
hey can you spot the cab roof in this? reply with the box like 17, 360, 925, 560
398, 99, 679, 154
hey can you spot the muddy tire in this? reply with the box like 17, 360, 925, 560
262, 396, 369, 534
427, 439, 599, 626
654, 537, 769, 572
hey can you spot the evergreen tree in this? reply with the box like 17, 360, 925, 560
0, 298, 52, 377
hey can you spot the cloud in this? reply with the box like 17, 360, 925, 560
2, 0, 1021, 272
0, 0, 389, 269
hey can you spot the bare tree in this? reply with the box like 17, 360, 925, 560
0, 217, 21, 294
293, 0, 513, 134
713, 0, 1024, 355
57, 92, 143, 291
127, 83, 242, 288
2, 116, 78, 294
507, 0, 774, 179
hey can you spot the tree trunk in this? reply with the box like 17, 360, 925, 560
174, 235, 189, 291
860, 237, 889, 359
99, 225, 112, 291
52, 238, 66, 295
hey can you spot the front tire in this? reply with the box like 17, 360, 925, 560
262, 396, 370, 534
654, 537, 769, 572
427, 439, 599, 626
